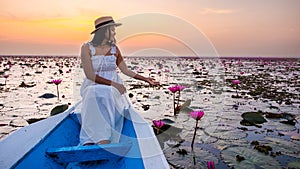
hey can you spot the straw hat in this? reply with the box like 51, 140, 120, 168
90, 16, 122, 34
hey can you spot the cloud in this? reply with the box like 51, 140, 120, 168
200, 8, 235, 15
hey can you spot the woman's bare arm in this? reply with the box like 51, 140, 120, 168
115, 46, 159, 85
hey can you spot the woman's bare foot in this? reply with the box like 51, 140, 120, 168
97, 140, 110, 144
83, 142, 95, 146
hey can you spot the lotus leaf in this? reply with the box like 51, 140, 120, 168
261, 137, 300, 158
165, 146, 218, 169
221, 146, 281, 169
242, 112, 267, 124
204, 125, 247, 140
50, 104, 69, 116
288, 161, 300, 169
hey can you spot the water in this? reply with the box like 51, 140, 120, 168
0, 55, 299, 168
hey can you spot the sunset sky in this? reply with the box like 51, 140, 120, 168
0, 0, 299, 57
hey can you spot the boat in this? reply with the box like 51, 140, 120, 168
0, 102, 169, 169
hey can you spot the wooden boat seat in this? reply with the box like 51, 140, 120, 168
46, 142, 132, 164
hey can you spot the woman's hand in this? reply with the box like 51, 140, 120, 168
145, 77, 160, 86
112, 82, 126, 94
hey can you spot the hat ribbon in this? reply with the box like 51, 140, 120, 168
95, 20, 115, 29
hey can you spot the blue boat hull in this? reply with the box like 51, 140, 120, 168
0, 106, 149, 169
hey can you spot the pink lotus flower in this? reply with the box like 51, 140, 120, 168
233, 79, 240, 85
168, 85, 186, 93
152, 120, 165, 129
168, 86, 179, 116
190, 111, 204, 121
178, 85, 186, 91
207, 161, 215, 169
51, 79, 62, 100
168, 86, 180, 93
153, 120, 165, 135
168, 85, 187, 116
51, 79, 62, 85
190, 110, 204, 149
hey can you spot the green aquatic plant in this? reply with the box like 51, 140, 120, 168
205, 125, 247, 140
50, 104, 69, 116
165, 145, 218, 169
221, 146, 281, 169
260, 137, 300, 158
241, 111, 267, 126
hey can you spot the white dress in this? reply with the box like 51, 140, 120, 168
78, 42, 170, 168
79, 42, 129, 145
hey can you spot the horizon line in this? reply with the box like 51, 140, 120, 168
0, 55, 299, 59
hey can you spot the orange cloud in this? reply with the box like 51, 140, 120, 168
200, 8, 235, 14
0, 16, 92, 45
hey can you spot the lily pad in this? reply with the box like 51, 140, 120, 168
261, 137, 300, 158
204, 125, 247, 140
19, 81, 36, 88
288, 161, 300, 169
183, 130, 217, 144
241, 112, 267, 124
50, 104, 68, 116
9, 118, 29, 127
212, 139, 249, 151
180, 99, 191, 109
180, 106, 194, 114
26, 118, 46, 124
219, 111, 243, 124
264, 120, 296, 131
160, 124, 182, 135
265, 112, 282, 119
281, 113, 296, 121
165, 146, 218, 169
153, 123, 183, 146
221, 146, 281, 169
39, 93, 56, 99
160, 118, 175, 124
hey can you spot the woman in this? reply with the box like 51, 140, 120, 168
79, 16, 159, 146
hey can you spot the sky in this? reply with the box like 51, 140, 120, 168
0, 0, 299, 57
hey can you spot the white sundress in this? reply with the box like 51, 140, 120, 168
78, 42, 170, 168
79, 42, 129, 145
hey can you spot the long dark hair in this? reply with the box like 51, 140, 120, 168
90, 26, 109, 46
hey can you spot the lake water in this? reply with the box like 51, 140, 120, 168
0, 56, 299, 168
